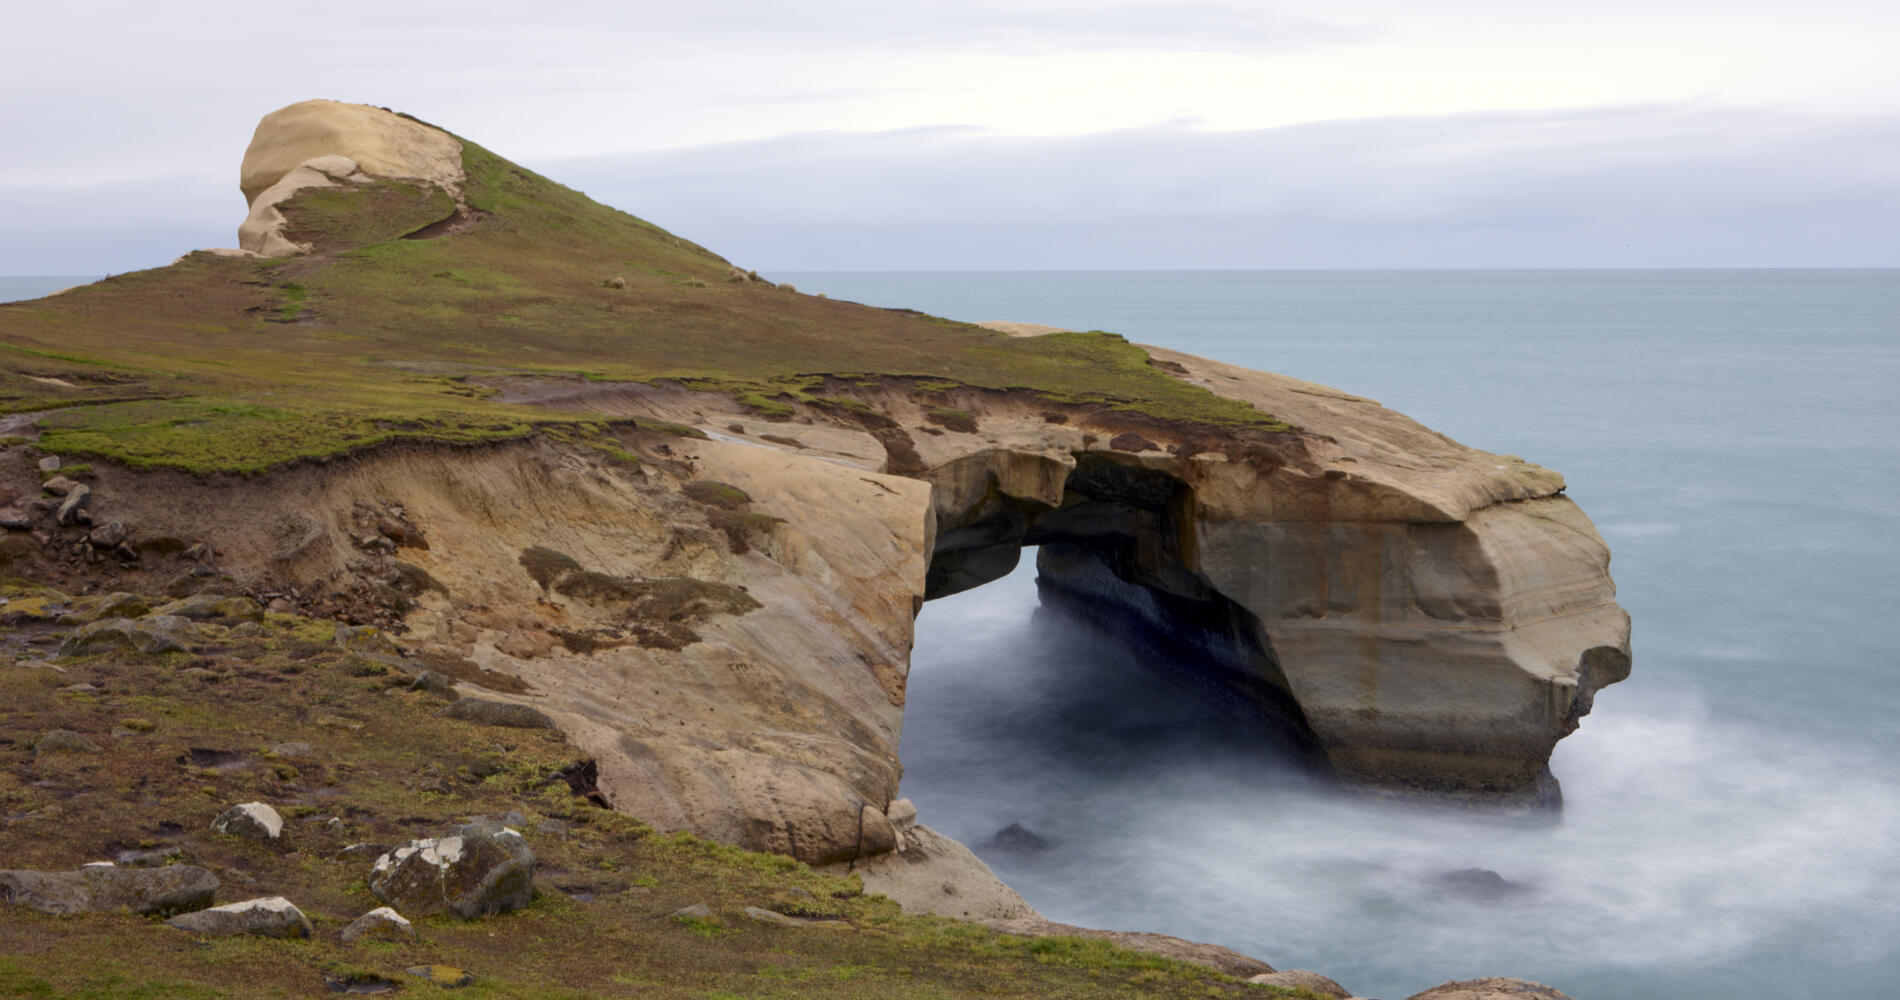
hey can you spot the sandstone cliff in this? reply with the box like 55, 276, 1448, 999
0, 100, 1627, 993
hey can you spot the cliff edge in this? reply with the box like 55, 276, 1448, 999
0, 100, 1625, 995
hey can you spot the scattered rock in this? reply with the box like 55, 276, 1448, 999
323, 972, 401, 995
0, 507, 34, 530
60, 592, 151, 625
1403, 978, 1576, 1000
743, 905, 804, 926
0, 596, 64, 624
494, 629, 554, 660
152, 594, 262, 622
436, 697, 556, 730
269, 741, 315, 758
987, 822, 1049, 853
0, 864, 219, 915
88, 520, 128, 548
336, 842, 390, 861
61, 682, 100, 695
227, 621, 264, 638
668, 903, 715, 922
37, 455, 60, 472
116, 845, 185, 867
55, 484, 90, 526
886, 797, 918, 832
211, 802, 284, 840
340, 905, 418, 943
369, 822, 535, 919
36, 728, 101, 753
336, 624, 400, 656
166, 896, 312, 938
267, 597, 295, 614
409, 670, 458, 698
315, 714, 364, 731
58, 616, 191, 657
182, 542, 213, 563
41, 475, 79, 497
1249, 970, 1353, 998
404, 966, 474, 988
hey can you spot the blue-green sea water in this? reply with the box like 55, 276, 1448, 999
8, 270, 1898, 998
776, 270, 1900, 1000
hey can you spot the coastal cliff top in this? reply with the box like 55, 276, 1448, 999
0, 99, 1556, 516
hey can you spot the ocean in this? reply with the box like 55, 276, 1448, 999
774, 270, 1900, 1000
8, 269, 1898, 998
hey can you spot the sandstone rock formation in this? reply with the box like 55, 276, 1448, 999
232, 99, 464, 257
28, 96, 1629, 908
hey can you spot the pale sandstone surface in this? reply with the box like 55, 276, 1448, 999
819, 822, 1036, 921
232, 100, 463, 256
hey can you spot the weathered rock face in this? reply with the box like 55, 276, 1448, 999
0, 865, 219, 916
369, 822, 534, 918
165, 896, 313, 938
232, 99, 464, 257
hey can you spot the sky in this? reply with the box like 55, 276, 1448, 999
3, 0, 1897, 273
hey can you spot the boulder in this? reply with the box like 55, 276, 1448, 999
742, 905, 803, 926
409, 670, 458, 698
166, 896, 312, 938
152, 594, 262, 622
37, 455, 60, 472
40, 476, 79, 497
1404, 979, 1576, 1000
61, 592, 151, 625
211, 802, 284, 840
36, 728, 101, 753
58, 616, 191, 657
0, 865, 219, 915
1249, 970, 1353, 998
886, 797, 918, 832
369, 822, 535, 918
88, 520, 128, 548
436, 697, 556, 730
335, 623, 400, 656
404, 966, 474, 988
54, 484, 90, 526
340, 905, 418, 943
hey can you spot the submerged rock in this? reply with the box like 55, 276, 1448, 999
0, 865, 219, 915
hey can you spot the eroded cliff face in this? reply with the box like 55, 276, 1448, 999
42, 350, 1628, 890
6, 99, 1628, 922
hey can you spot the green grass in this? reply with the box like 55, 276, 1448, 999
0, 117, 1287, 474
0, 593, 1279, 999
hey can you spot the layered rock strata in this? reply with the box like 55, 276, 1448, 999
28, 98, 1628, 911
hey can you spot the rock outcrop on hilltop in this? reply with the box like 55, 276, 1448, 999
0, 99, 1629, 993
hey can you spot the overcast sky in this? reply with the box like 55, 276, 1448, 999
4, 1, 1897, 273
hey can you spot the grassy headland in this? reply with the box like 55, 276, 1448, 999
0, 129, 1284, 474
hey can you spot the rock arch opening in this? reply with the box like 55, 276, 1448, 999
922, 451, 1328, 768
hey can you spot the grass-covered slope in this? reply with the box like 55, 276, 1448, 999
0, 587, 1315, 999
0, 127, 1284, 474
